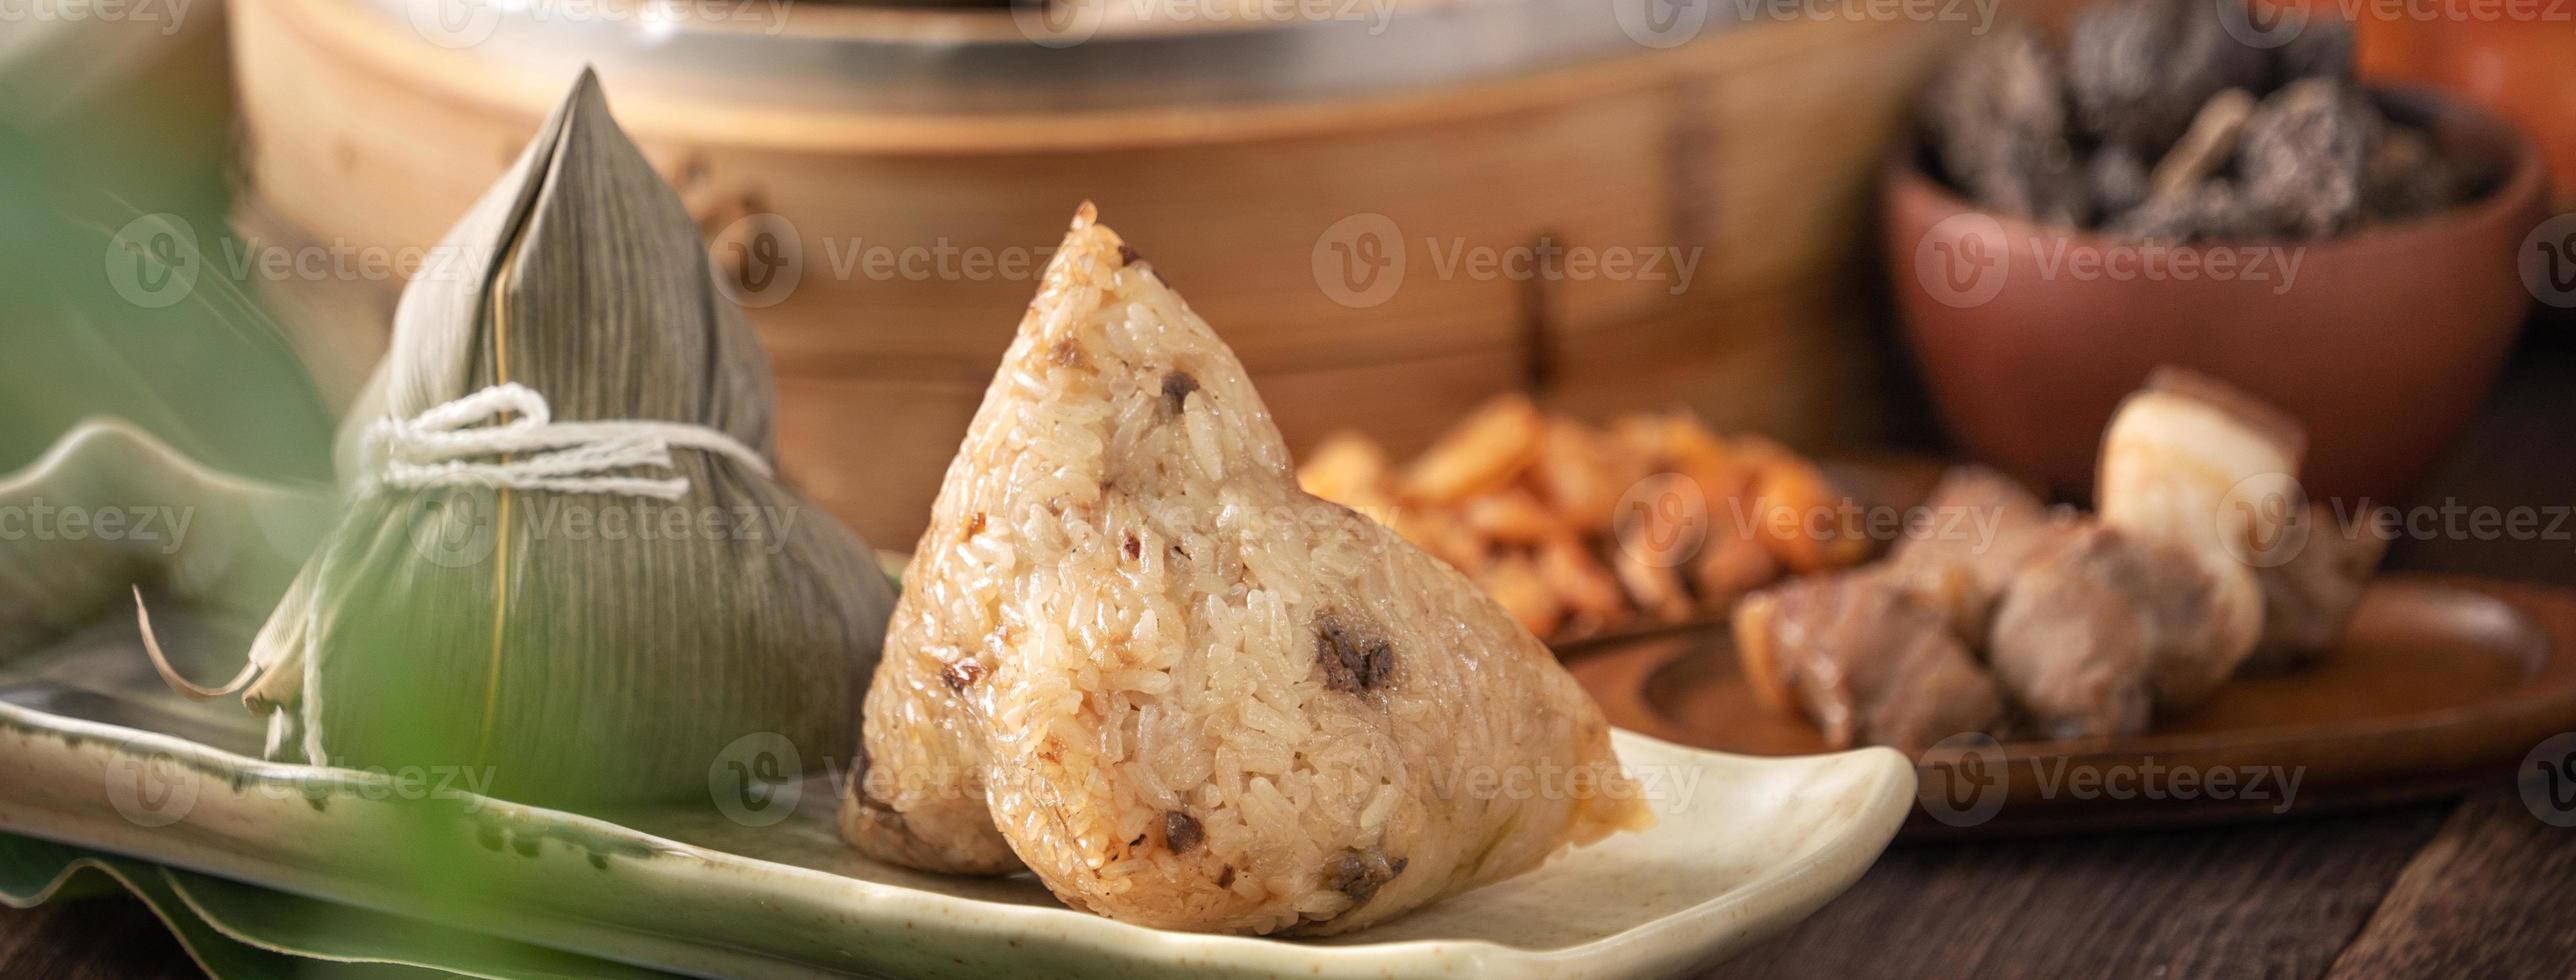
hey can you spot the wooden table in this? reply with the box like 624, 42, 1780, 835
7, 327, 2575, 978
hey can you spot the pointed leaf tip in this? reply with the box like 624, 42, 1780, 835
135, 585, 261, 701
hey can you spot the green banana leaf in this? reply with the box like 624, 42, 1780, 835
0, 831, 672, 979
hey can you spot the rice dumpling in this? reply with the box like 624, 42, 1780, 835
158, 71, 896, 805
840, 205, 1649, 935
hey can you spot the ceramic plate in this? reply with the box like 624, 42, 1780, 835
1572, 576, 2576, 838
0, 610, 1912, 979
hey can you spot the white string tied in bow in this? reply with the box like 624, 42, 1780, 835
361, 383, 770, 502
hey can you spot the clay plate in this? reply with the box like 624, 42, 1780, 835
1568, 576, 2576, 838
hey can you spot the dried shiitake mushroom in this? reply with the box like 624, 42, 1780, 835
1924, 0, 2474, 242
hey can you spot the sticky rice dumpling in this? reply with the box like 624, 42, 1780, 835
841, 206, 1650, 935
167, 72, 896, 805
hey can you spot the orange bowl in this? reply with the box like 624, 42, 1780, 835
1887, 86, 2549, 506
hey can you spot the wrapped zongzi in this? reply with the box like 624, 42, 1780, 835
155, 71, 895, 805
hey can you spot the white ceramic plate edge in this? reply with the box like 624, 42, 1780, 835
0, 701, 1911, 978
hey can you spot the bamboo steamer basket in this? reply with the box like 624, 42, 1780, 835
233, 0, 1977, 548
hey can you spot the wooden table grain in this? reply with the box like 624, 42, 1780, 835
7, 326, 2575, 979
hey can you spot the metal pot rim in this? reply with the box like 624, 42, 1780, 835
350, 0, 1756, 113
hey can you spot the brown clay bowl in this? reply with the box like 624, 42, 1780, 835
1886, 86, 2549, 506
